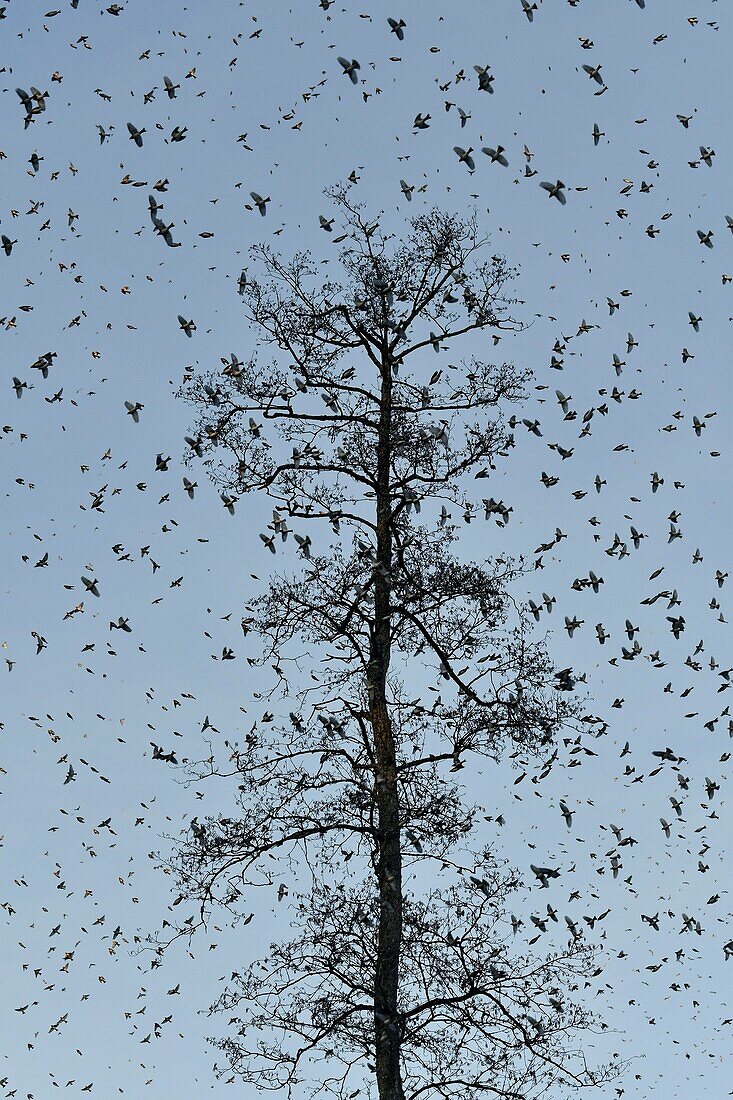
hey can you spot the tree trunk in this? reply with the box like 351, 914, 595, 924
370, 344, 405, 1100
371, 691, 405, 1100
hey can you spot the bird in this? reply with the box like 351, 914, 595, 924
564, 616, 584, 637
582, 63, 604, 86
474, 65, 495, 93
249, 191, 270, 216
540, 179, 567, 204
126, 122, 145, 147
482, 145, 509, 167
337, 57, 361, 84
530, 865, 560, 888
454, 147, 476, 171
387, 17, 406, 40
294, 533, 312, 558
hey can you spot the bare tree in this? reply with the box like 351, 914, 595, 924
157, 187, 619, 1100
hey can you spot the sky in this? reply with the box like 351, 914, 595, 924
1, 0, 732, 1095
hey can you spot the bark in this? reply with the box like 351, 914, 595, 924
370, 343, 405, 1100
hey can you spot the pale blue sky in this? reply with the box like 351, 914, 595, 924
1, 0, 731, 1095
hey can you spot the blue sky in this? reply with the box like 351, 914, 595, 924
1, 0, 732, 1095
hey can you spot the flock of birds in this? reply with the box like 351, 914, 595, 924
1, 0, 732, 1096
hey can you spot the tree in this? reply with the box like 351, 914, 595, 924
157, 186, 619, 1100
